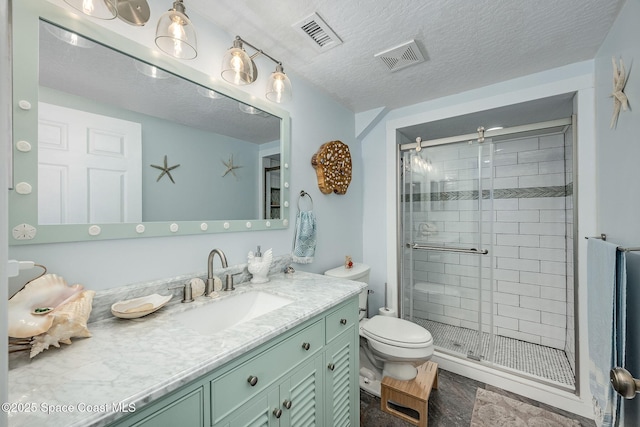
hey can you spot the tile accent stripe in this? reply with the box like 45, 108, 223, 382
403, 183, 573, 202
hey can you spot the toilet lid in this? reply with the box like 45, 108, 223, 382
360, 316, 433, 348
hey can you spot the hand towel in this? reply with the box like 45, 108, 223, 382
292, 210, 316, 264
587, 238, 623, 427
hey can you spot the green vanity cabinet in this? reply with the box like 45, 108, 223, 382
324, 299, 359, 426
107, 297, 359, 427
223, 354, 325, 427
109, 384, 207, 427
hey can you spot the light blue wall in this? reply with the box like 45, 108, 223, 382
7, 2, 362, 291
594, 0, 640, 423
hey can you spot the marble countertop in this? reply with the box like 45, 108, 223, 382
7, 271, 365, 427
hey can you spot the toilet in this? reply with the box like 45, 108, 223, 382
324, 263, 434, 396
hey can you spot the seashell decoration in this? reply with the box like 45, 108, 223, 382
8, 274, 95, 358
311, 140, 352, 195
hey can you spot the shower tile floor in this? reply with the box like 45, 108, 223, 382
413, 318, 575, 387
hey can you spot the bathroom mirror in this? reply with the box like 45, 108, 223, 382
9, 1, 291, 244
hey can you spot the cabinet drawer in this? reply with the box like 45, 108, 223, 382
210, 320, 324, 423
325, 298, 358, 344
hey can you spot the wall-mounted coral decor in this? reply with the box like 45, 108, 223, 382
610, 56, 629, 129
311, 140, 352, 195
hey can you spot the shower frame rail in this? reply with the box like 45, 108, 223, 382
407, 243, 489, 255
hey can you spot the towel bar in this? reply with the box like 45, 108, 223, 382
585, 234, 640, 252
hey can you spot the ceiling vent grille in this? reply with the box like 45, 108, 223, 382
374, 40, 425, 72
293, 13, 342, 52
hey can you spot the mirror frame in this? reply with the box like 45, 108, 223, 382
9, 1, 291, 245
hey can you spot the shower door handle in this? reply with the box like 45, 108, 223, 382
407, 243, 489, 255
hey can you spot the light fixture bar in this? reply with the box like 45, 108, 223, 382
234, 36, 282, 68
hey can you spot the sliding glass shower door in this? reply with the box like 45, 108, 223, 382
400, 139, 494, 361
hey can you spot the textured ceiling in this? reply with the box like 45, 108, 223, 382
188, 0, 625, 113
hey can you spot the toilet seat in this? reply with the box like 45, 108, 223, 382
360, 316, 433, 349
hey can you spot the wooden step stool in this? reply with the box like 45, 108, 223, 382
380, 361, 438, 427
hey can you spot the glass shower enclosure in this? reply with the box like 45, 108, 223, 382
399, 120, 576, 389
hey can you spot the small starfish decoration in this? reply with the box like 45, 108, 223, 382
610, 56, 629, 129
150, 155, 180, 183
222, 155, 242, 178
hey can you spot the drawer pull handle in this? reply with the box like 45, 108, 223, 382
283, 399, 292, 410
328, 363, 335, 371
302, 342, 311, 351
247, 375, 258, 386
273, 408, 283, 419
340, 318, 347, 325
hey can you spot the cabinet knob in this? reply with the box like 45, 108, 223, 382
301, 342, 311, 351
247, 375, 258, 386
273, 408, 283, 418
282, 399, 292, 410
340, 318, 347, 325
328, 363, 335, 371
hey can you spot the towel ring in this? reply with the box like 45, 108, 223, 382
298, 190, 313, 211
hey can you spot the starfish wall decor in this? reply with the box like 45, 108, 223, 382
610, 56, 630, 129
222, 154, 242, 178
150, 155, 180, 183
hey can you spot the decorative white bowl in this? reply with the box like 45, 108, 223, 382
111, 294, 172, 319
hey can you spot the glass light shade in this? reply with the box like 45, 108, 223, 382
266, 68, 292, 103
134, 61, 171, 79
155, 10, 198, 60
221, 47, 254, 85
45, 25, 96, 48
238, 103, 265, 115
64, 0, 117, 20
197, 87, 222, 99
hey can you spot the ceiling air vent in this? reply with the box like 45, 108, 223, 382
293, 12, 342, 52
375, 40, 425, 72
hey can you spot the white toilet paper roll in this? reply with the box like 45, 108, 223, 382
378, 307, 396, 317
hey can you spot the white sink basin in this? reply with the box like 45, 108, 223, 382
173, 291, 293, 335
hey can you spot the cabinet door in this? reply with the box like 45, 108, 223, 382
281, 355, 324, 427
227, 387, 280, 427
324, 327, 357, 427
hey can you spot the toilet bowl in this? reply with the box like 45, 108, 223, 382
359, 315, 433, 380
324, 263, 434, 395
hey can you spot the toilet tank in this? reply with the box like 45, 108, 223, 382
324, 263, 370, 283
324, 263, 370, 319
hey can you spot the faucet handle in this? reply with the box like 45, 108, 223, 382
169, 282, 194, 303
224, 272, 242, 291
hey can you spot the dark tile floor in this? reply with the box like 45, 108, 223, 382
359, 369, 596, 426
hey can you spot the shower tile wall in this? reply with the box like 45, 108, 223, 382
403, 133, 572, 351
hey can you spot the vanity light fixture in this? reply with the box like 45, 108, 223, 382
63, 0, 117, 20
221, 36, 292, 104
155, 0, 198, 60
63, 0, 151, 25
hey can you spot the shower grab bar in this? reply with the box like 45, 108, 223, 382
585, 234, 640, 252
407, 243, 488, 255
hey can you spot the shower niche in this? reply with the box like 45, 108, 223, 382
397, 93, 577, 390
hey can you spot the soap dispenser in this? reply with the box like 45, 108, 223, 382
248, 245, 273, 284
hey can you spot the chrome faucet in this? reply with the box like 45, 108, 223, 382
207, 249, 229, 295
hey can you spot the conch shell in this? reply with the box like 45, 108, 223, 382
8, 274, 95, 358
